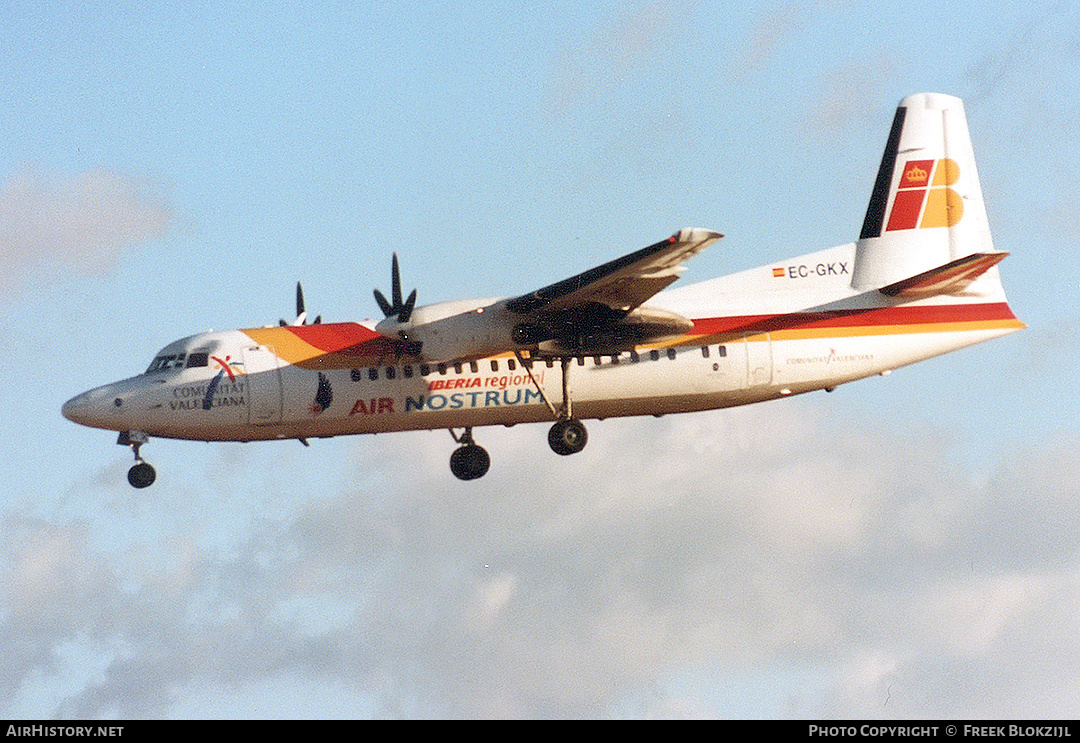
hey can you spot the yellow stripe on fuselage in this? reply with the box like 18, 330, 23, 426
242, 327, 327, 365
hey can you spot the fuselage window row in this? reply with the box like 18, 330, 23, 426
349, 346, 729, 381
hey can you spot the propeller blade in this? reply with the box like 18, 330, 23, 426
283, 281, 316, 326
400, 289, 417, 322
391, 253, 402, 309
374, 289, 392, 317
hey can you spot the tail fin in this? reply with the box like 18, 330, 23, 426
852, 93, 999, 291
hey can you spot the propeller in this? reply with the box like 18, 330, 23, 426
280, 282, 321, 326
373, 253, 417, 323
373, 254, 423, 356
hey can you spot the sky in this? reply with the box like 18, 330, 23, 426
1, 0, 1078, 719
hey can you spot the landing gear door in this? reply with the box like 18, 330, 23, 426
243, 345, 283, 425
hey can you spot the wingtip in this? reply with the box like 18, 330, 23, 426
676, 227, 724, 242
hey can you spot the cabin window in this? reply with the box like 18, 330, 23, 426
368, 368, 379, 381
701, 346, 710, 358
469, 361, 478, 373
508, 358, 517, 371
351, 369, 362, 382
385, 366, 396, 380
630, 350, 640, 363
667, 348, 677, 360
453, 362, 463, 374
403, 365, 413, 379
187, 352, 209, 368
420, 364, 431, 376
649, 350, 660, 361
718, 345, 727, 357
490, 360, 499, 372
545, 358, 555, 368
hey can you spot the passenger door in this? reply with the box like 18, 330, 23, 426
243, 345, 283, 424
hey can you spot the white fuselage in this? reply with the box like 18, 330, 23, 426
61, 241, 1021, 445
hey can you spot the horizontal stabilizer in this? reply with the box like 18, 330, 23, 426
879, 252, 1008, 298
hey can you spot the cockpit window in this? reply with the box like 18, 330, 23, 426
145, 354, 187, 373
186, 352, 209, 368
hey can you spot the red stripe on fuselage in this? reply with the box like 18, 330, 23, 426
283, 322, 394, 355
690, 302, 1018, 338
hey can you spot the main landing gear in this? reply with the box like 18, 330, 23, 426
446, 418, 588, 481
446, 355, 589, 480
119, 431, 156, 489
449, 428, 490, 481
535, 354, 588, 457
548, 417, 588, 456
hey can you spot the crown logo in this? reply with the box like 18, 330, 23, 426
905, 165, 927, 183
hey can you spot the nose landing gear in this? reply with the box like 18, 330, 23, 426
118, 431, 156, 488
128, 461, 156, 489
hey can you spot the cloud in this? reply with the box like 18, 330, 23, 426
546, 2, 687, 114
965, 0, 1075, 104
4, 404, 1079, 718
808, 57, 902, 134
737, 1, 811, 74
0, 164, 174, 290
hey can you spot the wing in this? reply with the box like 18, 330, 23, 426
505, 227, 722, 316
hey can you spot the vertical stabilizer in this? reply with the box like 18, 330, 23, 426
852, 93, 995, 290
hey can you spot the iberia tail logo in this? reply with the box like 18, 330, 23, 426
885, 158, 963, 231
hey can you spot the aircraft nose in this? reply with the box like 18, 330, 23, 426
62, 392, 90, 424
61, 383, 139, 430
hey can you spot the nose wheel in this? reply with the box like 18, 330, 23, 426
119, 431, 156, 489
128, 461, 156, 489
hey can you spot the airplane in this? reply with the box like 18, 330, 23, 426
63, 92, 1024, 487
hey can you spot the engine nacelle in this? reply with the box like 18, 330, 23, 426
376, 298, 694, 361
377, 297, 525, 361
